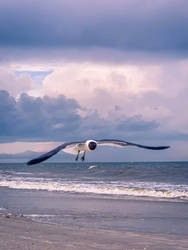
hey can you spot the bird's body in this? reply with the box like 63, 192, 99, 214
27, 139, 170, 165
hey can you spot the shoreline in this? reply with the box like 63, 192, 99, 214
1, 187, 188, 235
0, 213, 188, 250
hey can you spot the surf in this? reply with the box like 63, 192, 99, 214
1, 179, 188, 200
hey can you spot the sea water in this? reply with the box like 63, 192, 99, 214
1, 162, 188, 199
0, 162, 188, 234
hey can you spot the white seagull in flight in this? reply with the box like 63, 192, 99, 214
27, 139, 170, 165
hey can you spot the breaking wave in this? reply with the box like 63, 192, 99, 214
0, 179, 188, 200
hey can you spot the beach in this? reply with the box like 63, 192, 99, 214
1, 213, 188, 250
0, 162, 188, 249
1, 190, 188, 250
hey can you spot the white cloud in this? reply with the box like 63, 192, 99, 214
0, 56, 188, 160
40, 59, 188, 136
2, 56, 187, 136
0, 69, 37, 97
42, 62, 159, 117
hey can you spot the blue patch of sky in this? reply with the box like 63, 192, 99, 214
15, 70, 53, 86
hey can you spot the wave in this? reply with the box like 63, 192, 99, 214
0, 179, 188, 200
0, 170, 33, 175
25, 214, 56, 218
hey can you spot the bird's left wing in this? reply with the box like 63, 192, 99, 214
27, 141, 82, 165
96, 139, 170, 150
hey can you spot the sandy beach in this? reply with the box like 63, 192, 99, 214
0, 214, 188, 250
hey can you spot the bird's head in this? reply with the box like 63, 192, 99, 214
86, 140, 97, 151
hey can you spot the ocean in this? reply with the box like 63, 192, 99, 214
0, 162, 188, 235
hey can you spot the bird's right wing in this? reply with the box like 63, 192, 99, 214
96, 139, 170, 150
26, 141, 82, 165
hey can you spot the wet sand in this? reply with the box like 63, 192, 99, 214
0, 214, 188, 250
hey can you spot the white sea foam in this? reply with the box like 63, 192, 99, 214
0, 179, 188, 200
25, 214, 56, 218
0, 171, 33, 176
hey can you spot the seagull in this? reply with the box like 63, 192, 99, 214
27, 139, 170, 165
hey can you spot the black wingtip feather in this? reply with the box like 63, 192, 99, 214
27, 156, 50, 165
137, 145, 170, 150
26, 142, 76, 165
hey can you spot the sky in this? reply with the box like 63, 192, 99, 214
0, 0, 188, 162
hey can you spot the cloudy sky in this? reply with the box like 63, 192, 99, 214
0, 0, 188, 162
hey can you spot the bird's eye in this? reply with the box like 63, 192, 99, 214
88, 141, 97, 150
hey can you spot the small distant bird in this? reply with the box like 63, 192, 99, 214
27, 139, 170, 165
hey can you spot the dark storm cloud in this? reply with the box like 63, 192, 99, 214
0, 0, 188, 52
0, 90, 159, 143
0, 90, 81, 142
116, 115, 158, 132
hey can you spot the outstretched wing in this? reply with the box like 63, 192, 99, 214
96, 139, 170, 150
27, 141, 82, 165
